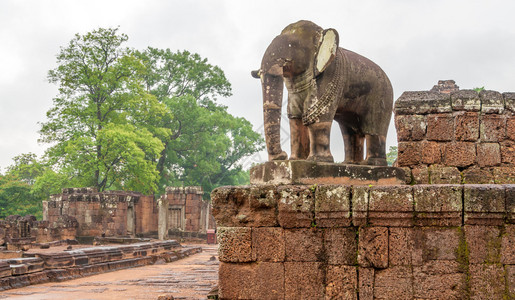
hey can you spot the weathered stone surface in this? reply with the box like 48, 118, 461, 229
325, 265, 357, 299
415, 227, 461, 263
394, 91, 452, 114
358, 267, 374, 300
284, 262, 324, 300
219, 262, 284, 300
480, 89, 504, 114
390, 227, 460, 267
397, 142, 421, 166
211, 186, 251, 228
493, 166, 515, 184
507, 185, 515, 223
413, 260, 466, 299
368, 186, 414, 227
505, 92, 515, 112
501, 224, 515, 264
414, 185, 462, 226
395, 114, 427, 141
351, 186, 369, 226
469, 264, 505, 300
421, 141, 442, 164
480, 114, 506, 142
411, 165, 430, 184
451, 89, 480, 111
476, 143, 501, 167
250, 161, 405, 185
251, 227, 284, 262
507, 265, 515, 299
465, 225, 501, 264
454, 111, 480, 141
389, 227, 415, 267
462, 166, 495, 184
284, 228, 323, 262
501, 141, 515, 164
426, 113, 454, 141
325, 228, 357, 265
506, 116, 515, 141
314, 185, 351, 227
217, 227, 252, 262
358, 226, 388, 268
211, 186, 279, 227
464, 185, 505, 225
442, 142, 476, 167
374, 266, 413, 299
277, 185, 314, 228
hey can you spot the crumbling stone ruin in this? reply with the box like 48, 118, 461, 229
43, 186, 214, 241
159, 187, 215, 240
212, 81, 515, 299
0, 215, 77, 251
395, 83, 515, 184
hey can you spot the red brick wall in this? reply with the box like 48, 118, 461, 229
212, 184, 515, 299
395, 89, 515, 184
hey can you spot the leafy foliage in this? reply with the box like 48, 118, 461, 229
0, 28, 263, 218
40, 28, 168, 193
386, 146, 398, 166
134, 48, 263, 196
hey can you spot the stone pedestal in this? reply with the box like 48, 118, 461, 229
250, 161, 406, 185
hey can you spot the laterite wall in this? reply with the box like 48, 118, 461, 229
212, 184, 515, 299
212, 82, 515, 299
395, 87, 515, 184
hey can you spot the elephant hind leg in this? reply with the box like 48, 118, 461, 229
338, 122, 364, 164
362, 134, 388, 166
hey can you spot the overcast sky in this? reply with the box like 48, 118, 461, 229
1, 0, 515, 170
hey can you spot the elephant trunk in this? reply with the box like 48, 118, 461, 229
261, 73, 287, 160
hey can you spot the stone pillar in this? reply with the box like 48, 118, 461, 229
157, 196, 169, 240
42, 201, 48, 221
126, 205, 135, 237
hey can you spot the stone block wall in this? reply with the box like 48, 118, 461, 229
164, 186, 214, 234
395, 88, 515, 184
44, 188, 157, 237
0, 215, 77, 250
212, 184, 515, 299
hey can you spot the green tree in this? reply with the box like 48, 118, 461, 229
386, 146, 398, 166
134, 48, 264, 195
0, 174, 42, 219
40, 28, 167, 193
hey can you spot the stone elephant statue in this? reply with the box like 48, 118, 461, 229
252, 20, 393, 166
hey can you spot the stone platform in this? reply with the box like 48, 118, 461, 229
250, 160, 406, 185
212, 184, 515, 299
0, 240, 202, 291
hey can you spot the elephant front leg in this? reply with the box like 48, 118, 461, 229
307, 121, 334, 162
362, 134, 388, 166
289, 119, 310, 160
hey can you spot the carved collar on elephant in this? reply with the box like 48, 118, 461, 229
302, 48, 343, 126
284, 69, 315, 94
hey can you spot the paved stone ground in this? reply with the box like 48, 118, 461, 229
0, 244, 218, 300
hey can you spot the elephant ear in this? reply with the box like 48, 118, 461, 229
315, 28, 339, 76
